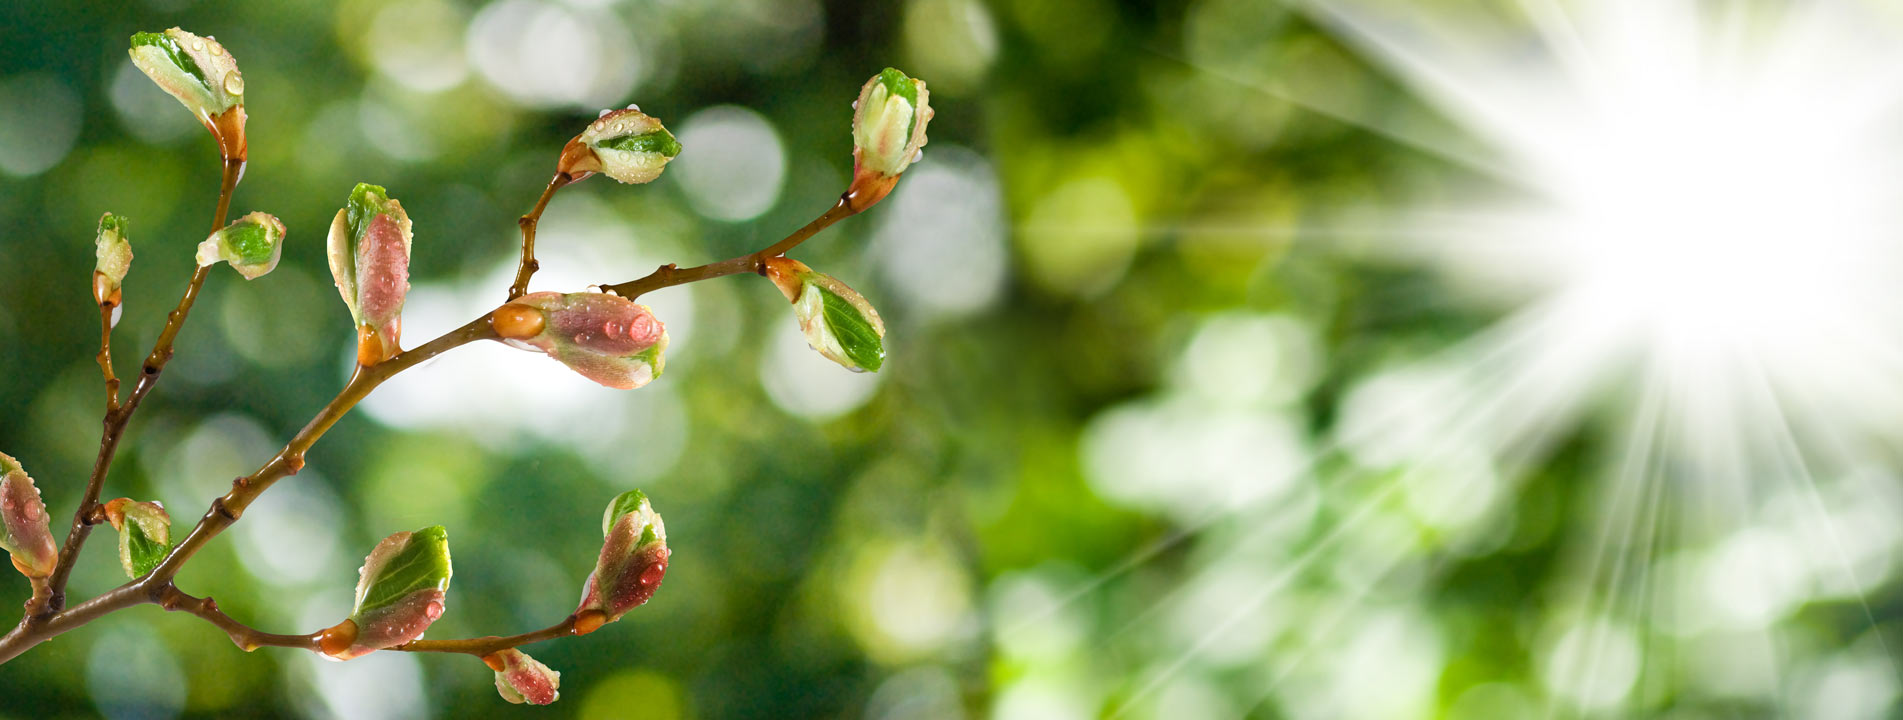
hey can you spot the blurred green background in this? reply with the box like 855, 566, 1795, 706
1, 0, 1900, 718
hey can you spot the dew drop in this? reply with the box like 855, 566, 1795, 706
625, 103, 640, 111
223, 72, 244, 95
191, 39, 205, 52
913, 149, 924, 163
598, 108, 612, 118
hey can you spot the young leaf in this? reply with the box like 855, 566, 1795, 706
765, 258, 887, 373
195, 211, 285, 279
327, 525, 452, 660
560, 108, 681, 184
104, 499, 172, 579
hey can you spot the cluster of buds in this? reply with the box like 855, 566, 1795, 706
102, 499, 172, 579
558, 107, 681, 185
573, 490, 669, 632
327, 183, 413, 365
764, 257, 886, 372
491, 292, 668, 389
128, 28, 246, 161
319, 526, 453, 661
0, 452, 55, 579
93, 213, 133, 308
848, 68, 932, 211
196, 211, 285, 280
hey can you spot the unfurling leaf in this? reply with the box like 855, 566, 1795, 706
847, 67, 932, 210
326, 183, 413, 364
325, 525, 452, 660
195, 211, 285, 279
558, 107, 681, 184
128, 28, 246, 159
94, 213, 133, 306
102, 498, 172, 578
487, 649, 561, 705
763, 257, 886, 372
0, 452, 56, 579
574, 490, 669, 628
492, 292, 668, 390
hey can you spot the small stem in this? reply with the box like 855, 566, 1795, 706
603, 196, 857, 300
157, 585, 319, 652
38, 156, 244, 616
508, 173, 573, 301
96, 302, 119, 411
394, 615, 581, 656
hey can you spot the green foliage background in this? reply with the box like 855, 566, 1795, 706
0, 0, 1897, 718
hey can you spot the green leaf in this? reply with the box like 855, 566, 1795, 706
597, 130, 681, 157
818, 285, 885, 372
224, 222, 273, 264
124, 522, 168, 578
346, 182, 390, 247
602, 490, 649, 536
354, 525, 452, 617
130, 31, 208, 90
877, 67, 919, 138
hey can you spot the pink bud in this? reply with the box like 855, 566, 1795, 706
575, 492, 669, 623
489, 649, 562, 705
495, 292, 668, 390
0, 452, 56, 579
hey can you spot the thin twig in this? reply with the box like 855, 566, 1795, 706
508, 173, 573, 301
603, 195, 857, 300
37, 157, 245, 617
96, 302, 119, 411
157, 586, 320, 652
393, 615, 582, 657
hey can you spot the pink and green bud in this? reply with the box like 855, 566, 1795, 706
574, 490, 669, 626
763, 257, 886, 373
848, 68, 932, 210
492, 292, 668, 390
195, 211, 285, 280
94, 213, 133, 306
327, 183, 413, 364
559, 107, 681, 185
128, 28, 246, 160
325, 525, 452, 660
487, 649, 561, 705
103, 498, 172, 579
0, 452, 56, 579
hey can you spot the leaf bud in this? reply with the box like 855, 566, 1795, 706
493, 292, 668, 390
848, 68, 932, 210
0, 452, 55, 579
763, 257, 886, 372
94, 213, 133, 306
559, 107, 681, 185
128, 28, 246, 160
195, 211, 285, 280
487, 649, 561, 705
327, 183, 413, 364
103, 498, 172, 579
326, 525, 452, 660
574, 490, 669, 625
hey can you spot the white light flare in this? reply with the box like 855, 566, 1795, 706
1306, 0, 1903, 463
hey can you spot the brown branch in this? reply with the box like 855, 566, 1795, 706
0, 314, 496, 663
157, 585, 319, 652
151, 316, 498, 581
508, 173, 574, 301
393, 614, 583, 657
602, 195, 858, 301
36, 157, 245, 617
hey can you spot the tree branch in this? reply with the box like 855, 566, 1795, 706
393, 614, 582, 657
157, 585, 319, 652
602, 195, 858, 300
37, 157, 245, 617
